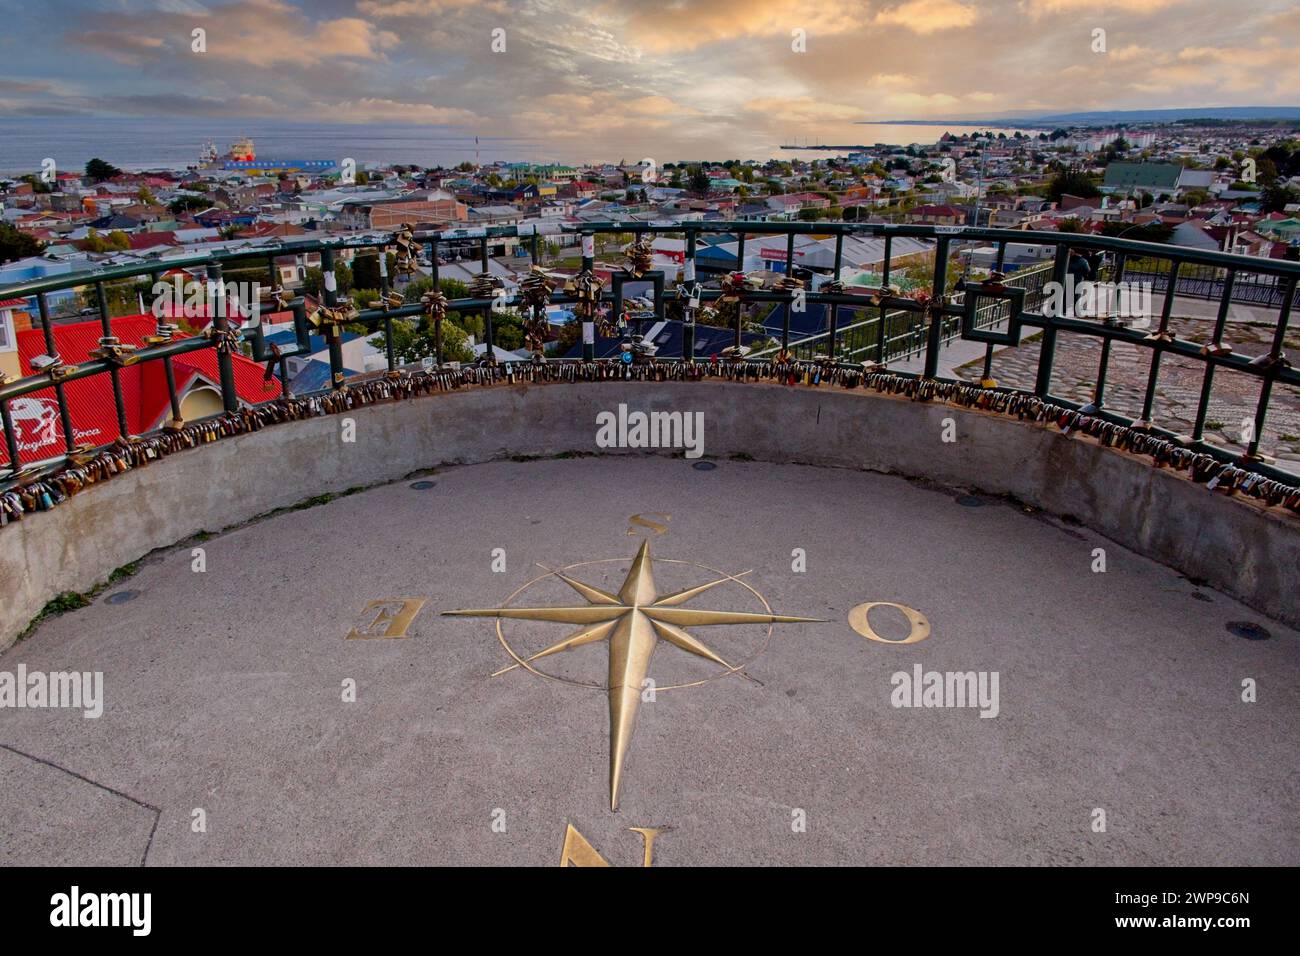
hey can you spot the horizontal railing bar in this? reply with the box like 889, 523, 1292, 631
4, 222, 1300, 300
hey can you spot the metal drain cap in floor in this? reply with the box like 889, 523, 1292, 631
1226, 621, 1271, 641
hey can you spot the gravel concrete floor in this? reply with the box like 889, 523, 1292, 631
1, 455, 1297, 866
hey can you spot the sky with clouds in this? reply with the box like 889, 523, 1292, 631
0, 0, 1296, 161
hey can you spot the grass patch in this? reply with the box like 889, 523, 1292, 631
251, 486, 372, 522
17, 559, 144, 642
107, 560, 141, 584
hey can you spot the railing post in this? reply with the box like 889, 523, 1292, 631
828, 231, 843, 362
1245, 275, 1296, 460
1137, 260, 1181, 428
266, 259, 289, 397
319, 248, 345, 390
781, 231, 794, 351
427, 239, 444, 367
1034, 245, 1070, 397
378, 250, 396, 373
0, 396, 20, 473
922, 236, 951, 379
683, 229, 697, 362
734, 231, 746, 351
479, 236, 494, 360
877, 235, 891, 365
96, 281, 133, 435
207, 263, 240, 413
151, 270, 184, 428
580, 232, 595, 361
1191, 270, 1237, 442
37, 291, 76, 453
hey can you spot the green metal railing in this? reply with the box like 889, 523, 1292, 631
750, 261, 1055, 363
2, 221, 1299, 498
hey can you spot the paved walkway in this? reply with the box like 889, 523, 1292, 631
2, 456, 1296, 865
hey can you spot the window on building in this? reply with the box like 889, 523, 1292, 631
0, 311, 14, 352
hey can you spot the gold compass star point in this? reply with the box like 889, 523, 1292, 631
444, 540, 820, 810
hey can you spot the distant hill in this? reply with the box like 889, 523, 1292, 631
862, 107, 1300, 128
1030, 107, 1300, 125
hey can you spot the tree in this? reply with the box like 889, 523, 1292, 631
78, 278, 151, 316
1261, 182, 1300, 214
369, 318, 473, 365
1048, 167, 1100, 204
19, 173, 51, 194
85, 158, 121, 183
351, 252, 396, 291
548, 318, 582, 357
403, 276, 468, 304
302, 261, 353, 298
0, 222, 43, 263
79, 227, 102, 252
687, 165, 710, 196
485, 308, 524, 351
1098, 221, 1172, 243
169, 195, 210, 215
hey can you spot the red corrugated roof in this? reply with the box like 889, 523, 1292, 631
6, 314, 279, 466
126, 231, 178, 249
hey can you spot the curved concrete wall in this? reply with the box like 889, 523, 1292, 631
4, 380, 1298, 646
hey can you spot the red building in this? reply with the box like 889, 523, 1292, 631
4, 315, 278, 467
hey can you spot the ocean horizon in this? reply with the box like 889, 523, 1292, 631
0, 116, 1033, 176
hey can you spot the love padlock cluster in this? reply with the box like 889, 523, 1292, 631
4, 359, 1300, 527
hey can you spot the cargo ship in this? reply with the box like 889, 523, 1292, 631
204, 137, 337, 175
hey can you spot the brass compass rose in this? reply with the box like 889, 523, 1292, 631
444, 540, 823, 810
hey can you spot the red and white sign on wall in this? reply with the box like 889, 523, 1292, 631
3, 314, 277, 468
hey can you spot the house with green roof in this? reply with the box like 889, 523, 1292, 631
1101, 162, 1183, 198
504, 163, 578, 182
1257, 217, 1300, 241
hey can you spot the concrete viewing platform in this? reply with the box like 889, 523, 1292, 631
2, 447, 1297, 866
